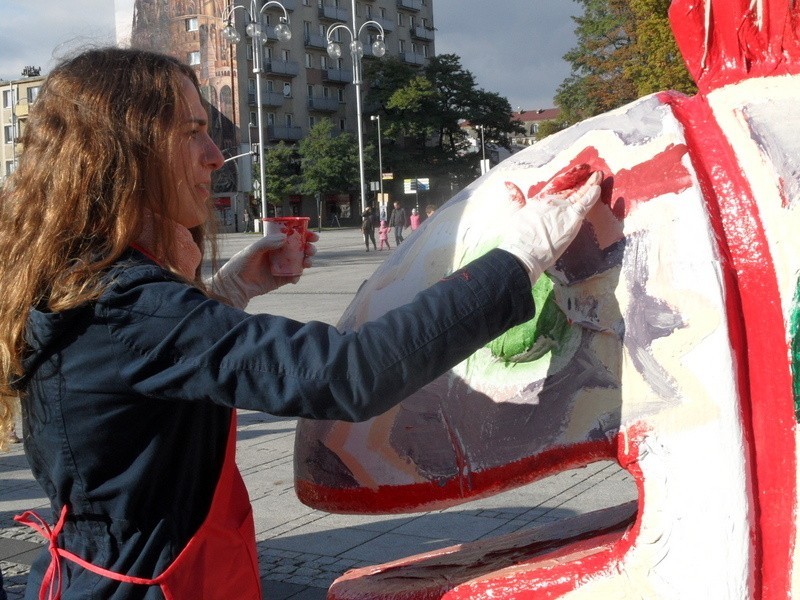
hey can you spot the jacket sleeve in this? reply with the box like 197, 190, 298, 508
100, 249, 534, 422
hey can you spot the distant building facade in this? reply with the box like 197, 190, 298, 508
123, 0, 436, 227
510, 108, 560, 147
0, 68, 45, 186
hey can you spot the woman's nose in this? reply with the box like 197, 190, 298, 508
206, 136, 225, 170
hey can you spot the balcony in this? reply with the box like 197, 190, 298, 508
411, 26, 434, 41
324, 68, 353, 83
372, 16, 394, 32
396, 0, 422, 11
308, 96, 340, 112
280, 0, 297, 10
304, 32, 327, 49
268, 125, 304, 141
248, 90, 286, 107
318, 5, 349, 22
264, 59, 300, 77
399, 51, 426, 66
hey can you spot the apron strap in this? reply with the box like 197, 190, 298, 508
14, 505, 163, 600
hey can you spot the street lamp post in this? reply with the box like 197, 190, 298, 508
326, 0, 386, 216
222, 1, 292, 235
370, 114, 383, 201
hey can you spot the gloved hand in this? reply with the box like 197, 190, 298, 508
207, 231, 319, 309
499, 164, 603, 284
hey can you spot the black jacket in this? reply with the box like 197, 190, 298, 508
20, 247, 533, 598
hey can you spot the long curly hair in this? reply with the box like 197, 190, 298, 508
0, 47, 220, 448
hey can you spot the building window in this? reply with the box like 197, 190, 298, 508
339, 119, 346, 131
398, 39, 405, 53
309, 116, 317, 127
409, 16, 415, 29
267, 113, 276, 126
281, 49, 290, 61
185, 17, 198, 32
267, 79, 275, 92
305, 53, 312, 68
248, 78, 256, 93
307, 84, 314, 97
188, 51, 201, 65
423, 44, 429, 57
320, 55, 327, 69
397, 13, 404, 26
5, 161, 16, 176
4, 125, 15, 143
27, 86, 40, 104
2, 90, 12, 108
249, 111, 257, 126
337, 88, 344, 102
303, 0, 310, 5
286, 114, 294, 127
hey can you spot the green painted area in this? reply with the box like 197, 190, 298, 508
792, 279, 800, 421
487, 275, 571, 363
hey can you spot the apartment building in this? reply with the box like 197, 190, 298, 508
0, 70, 45, 186
127, 0, 435, 225
131, 0, 435, 223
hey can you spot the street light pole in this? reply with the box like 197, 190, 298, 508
370, 114, 383, 199
326, 1, 385, 216
222, 1, 292, 235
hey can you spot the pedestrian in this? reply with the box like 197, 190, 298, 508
378, 220, 391, 250
361, 207, 377, 251
425, 204, 436, 218
243, 210, 251, 233
0, 47, 601, 600
410, 207, 421, 231
388, 201, 407, 245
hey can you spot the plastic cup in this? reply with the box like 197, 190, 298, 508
263, 217, 309, 277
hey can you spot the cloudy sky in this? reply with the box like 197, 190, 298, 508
0, 0, 579, 110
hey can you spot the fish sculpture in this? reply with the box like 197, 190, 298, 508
293, 0, 800, 597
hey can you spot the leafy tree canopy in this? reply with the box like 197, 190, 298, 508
553, 0, 696, 129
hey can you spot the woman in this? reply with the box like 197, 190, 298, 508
0, 48, 600, 599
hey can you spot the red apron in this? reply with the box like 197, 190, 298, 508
16, 411, 262, 600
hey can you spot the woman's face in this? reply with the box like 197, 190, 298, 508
172, 76, 224, 229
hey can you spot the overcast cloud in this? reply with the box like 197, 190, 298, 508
0, 0, 579, 109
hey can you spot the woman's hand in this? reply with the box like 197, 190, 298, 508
208, 231, 319, 309
499, 165, 603, 284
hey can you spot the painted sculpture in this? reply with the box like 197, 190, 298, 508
294, 0, 800, 597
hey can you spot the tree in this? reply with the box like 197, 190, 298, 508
555, 0, 638, 126
626, 0, 696, 96
467, 89, 524, 151
263, 142, 300, 207
553, 0, 696, 130
298, 119, 374, 198
364, 53, 522, 203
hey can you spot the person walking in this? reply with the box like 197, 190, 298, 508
0, 47, 601, 600
361, 207, 377, 251
378, 220, 391, 250
388, 201, 407, 245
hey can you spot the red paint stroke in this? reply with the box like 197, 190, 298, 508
664, 89, 796, 600
321, 425, 649, 600
524, 145, 692, 221
505, 181, 527, 208
296, 438, 617, 514
607, 144, 693, 219
670, 0, 800, 93
548, 163, 594, 193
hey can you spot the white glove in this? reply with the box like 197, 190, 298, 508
207, 231, 318, 309
499, 166, 603, 284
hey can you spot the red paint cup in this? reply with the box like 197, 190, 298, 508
263, 217, 310, 277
